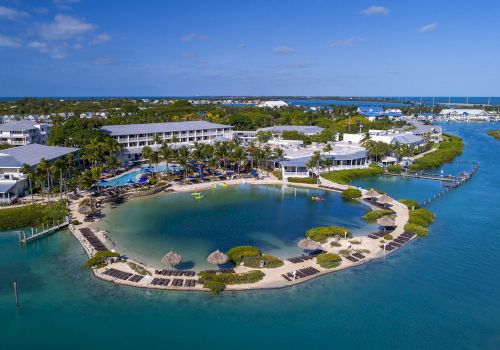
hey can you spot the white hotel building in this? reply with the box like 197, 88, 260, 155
0, 121, 49, 146
101, 121, 233, 162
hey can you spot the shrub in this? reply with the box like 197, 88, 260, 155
272, 170, 283, 180
306, 226, 351, 243
404, 223, 429, 237
399, 199, 421, 210
409, 134, 463, 170
386, 164, 403, 174
227, 246, 261, 264
288, 177, 317, 184
409, 208, 436, 227
71, 219, 80, 225
383, 234, 393, 240
198, 270, 265, 294
82, 251, 120, 269
322, 166, 384, 185
341, 188, 362, 201
316, 253, 342, 269
330, 241, 342, 247
243, 254, 284, 268
349, 240, 361, 245
127, 262, 151, 276
363, 209, 393, 223
487, 130, 500, 140
0, 203, 68, 230
339, 249, 351, 257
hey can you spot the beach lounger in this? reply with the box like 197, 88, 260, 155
346, 256, 358, 262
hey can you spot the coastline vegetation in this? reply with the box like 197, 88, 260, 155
398, 199, 421, 210
82, 251, 120, 269
409, 134, 463, 170
316, 253, 342, 269
386, 164, 403, 174
0, 203, 68, 230
243, 254, 284, 268
198, 270, 265, 295
487, 130, 500, 140
405, 208, 436, 237
306, 226, 351, 243
127, 261, 151, 275
287, 177, 317, 184
322, 166, 384, 185
341, 188, 362, 200
227, 246, 261, 264
363, 209, 393, 223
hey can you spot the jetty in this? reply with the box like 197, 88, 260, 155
19, 219, 70, 244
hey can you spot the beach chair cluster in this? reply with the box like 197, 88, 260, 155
368, 230, 394, 239
155, 269, 196, 277
200, 268, 235, 274
281, 267, 320, 281
287, 255, 314, 264
382, 232, 416, 250
150, 277, 198, 287
345, 252, 366, 263
103, 268, 144, 283
79, 228, 107, 251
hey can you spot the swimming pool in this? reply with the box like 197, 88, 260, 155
99, 164, 180, 187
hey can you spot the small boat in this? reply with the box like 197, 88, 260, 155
311, 196, 324, 201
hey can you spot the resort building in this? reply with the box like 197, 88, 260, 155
101, 121, 234, 162
256, 100, 288, 108
279, 142, 368, 179
0, 144, 80, 202
0, 121, 49, 146
232, 130, 257, 143
408, 121, 442, 142
256, 125, 324, 138
369, 130, 425, 148
357, 107, 403, 121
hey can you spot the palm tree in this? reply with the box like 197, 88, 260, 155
141, 145, 153, 168
191, 143, 206, 178
159, 143, 175, 173
323, 144, 333, 155
231, 145, 246, 176
150, 151, 160, 177
20, 163, 34, 203
51, 158, 66, 201
104, 137, 122, 158
323, 158, 334, 172
91, 166, 103, 193
152, 134, 163, 149
106, 155, 121, 177
37, 158, 51, 206
246, 143, 259, 169
306, 151, 321, 178
273, 147, 285, 161
176, 146, 191, 181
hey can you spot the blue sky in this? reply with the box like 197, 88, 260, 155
0, 0, 499, 96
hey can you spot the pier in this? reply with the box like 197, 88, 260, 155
19, 219, 70, 244
385, 171, 464, 182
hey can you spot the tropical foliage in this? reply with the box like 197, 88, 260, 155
306, 226, 351, 242
0, 203, 68, 230
409, 134, 463, 170
227, 246, 261, 264
363, 209, 393, 223
316, 253, 342, 268
322, 166, 384, 184
341, 188, 362, 200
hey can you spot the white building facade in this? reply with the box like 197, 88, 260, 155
0, 121, 49, 146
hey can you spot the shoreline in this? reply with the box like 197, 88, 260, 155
67, 176, 410, 293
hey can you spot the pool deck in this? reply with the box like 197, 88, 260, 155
68, 176, 410, 292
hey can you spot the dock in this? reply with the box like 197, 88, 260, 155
384, 171, 463, 182
19, 220, 70, 244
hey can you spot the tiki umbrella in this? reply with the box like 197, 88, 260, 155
298, 237, 322, 250
364, 189, 380, 199
161, 250, 183, 267
377, 194, 393, 205
377, 216, 395, 228
78, 205, 93, 215
207, 250, 228, 265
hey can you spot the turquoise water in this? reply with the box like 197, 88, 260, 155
99, 164, 176, 187
96, 185, 376, 270
1, 122, 499, 349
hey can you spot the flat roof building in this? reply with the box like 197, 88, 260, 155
0, 120, 49, 146
257, 125, 324, 137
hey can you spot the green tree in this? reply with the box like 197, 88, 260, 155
20, 164, 35, 203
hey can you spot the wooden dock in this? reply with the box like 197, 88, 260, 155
19, 221, 69, 244
384, 171, 462, 182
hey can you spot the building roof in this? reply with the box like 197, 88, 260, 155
0, 120, 38, 132
391, 134, 424, 145
439, 109, 486, 115
0, 144, 80, 168
101, 121, 233, 137
0, 181, 16, 194
257, 125, 324, 135
410, 122, 442, 134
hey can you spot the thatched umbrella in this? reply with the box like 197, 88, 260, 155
298, 237, 322, 250
161, 250, 183, 267
377, 194, 393, 205
207, 250, 228, 265
364, 189, 380, 198
78, 205, 93, 215
377, 216, 395, 228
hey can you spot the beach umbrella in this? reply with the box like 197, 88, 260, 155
377, 216, 395, 228
298, 237, 322, 250
377, 194, 393, 205
364, 189, 380, 198
207, 250, 229, 265
161, 250, 183, 267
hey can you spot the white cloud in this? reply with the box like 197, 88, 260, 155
359, 6, 390, 16
179, 33, 208, 42
419, 22, 438, 33
91, 33, 111, 45
39, 15, 95, 40
0, 35, 21, 48
28, 40, 68, 59
0, 6, 29, 21
330, 37, 363, 48
28, 41, 47, 49
273, 46, 296, 55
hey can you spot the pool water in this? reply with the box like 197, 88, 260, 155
96, 184, 376, 270
99, 164, 178, 187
